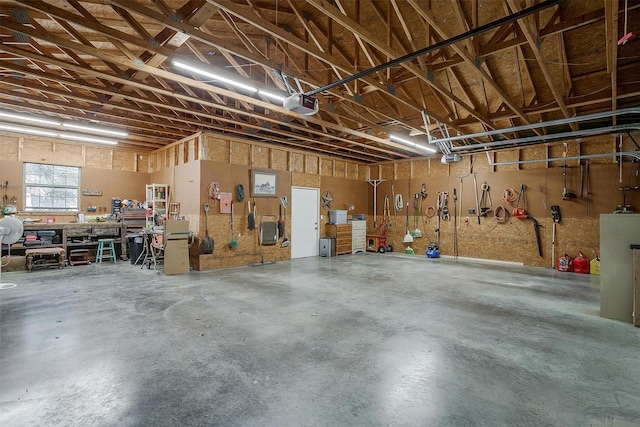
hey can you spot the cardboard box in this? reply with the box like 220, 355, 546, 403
163, 220, 190, 275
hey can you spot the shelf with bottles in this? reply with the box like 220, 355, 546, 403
145, 183, 168, 229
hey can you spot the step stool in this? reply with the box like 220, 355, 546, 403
96, 239, 117, 264
69, 249, 90, 266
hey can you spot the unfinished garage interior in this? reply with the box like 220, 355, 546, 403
1, 0, 639, 425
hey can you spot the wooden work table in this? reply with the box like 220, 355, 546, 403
5, 222, 125, 262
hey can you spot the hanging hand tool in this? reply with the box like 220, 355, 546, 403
456, 174, 468, 228
420, 183, 427, 227
512, 184, 528, 219
562, 143, 576, 200
453, 188, 458, 258
391, 184, 397, 225
247, 200, 255, 231
403, 202, 414, 244
528, 214, 542, 257
435, 193, 443, 246
585, 162, 590, 216
383, 194, 391, 225
479, 182, 492, 216
473, 173, 481, 224
413, 193, 422, 237
441, 192, 450, 220
551, 205, 561, 268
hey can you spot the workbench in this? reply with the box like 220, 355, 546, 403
5, 222, 124, 264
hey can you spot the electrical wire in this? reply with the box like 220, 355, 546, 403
503, 188, 517, 203
207, 181, 220, 200
494, 205, 508, 223
394, 194, 403, 211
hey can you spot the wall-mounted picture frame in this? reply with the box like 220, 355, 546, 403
251, 169, 277, 198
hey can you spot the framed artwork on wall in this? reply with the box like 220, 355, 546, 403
251, 170, 277, 197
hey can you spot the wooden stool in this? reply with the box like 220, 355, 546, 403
69, 249, 90, 266
96, 239, 117, 264
25, 247, 66, 272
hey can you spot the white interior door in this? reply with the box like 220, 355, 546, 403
291, 187, 319, 259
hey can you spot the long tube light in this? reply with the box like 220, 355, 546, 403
58, 133, 118, 145
0, 123, 58, 137
0, 122, 118, 145
390, 134, 437, 153
172, 60, 259, 93
0, 110, 60, 126
172, 59, 287, 103
0, 109, 127, 137
62, 122, 128, 137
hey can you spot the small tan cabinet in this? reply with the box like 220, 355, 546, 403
325, 223, 352, 255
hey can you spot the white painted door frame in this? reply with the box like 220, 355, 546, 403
291, 186, 320, 259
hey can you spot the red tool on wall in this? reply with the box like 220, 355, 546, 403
512, 184, 542, 257
512, 184, 528, 219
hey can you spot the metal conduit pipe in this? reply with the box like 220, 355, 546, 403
486, 151, 640, 167
431, 107, 640, 145
451, 124, 640, 152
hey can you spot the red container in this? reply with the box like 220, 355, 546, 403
558, 254, 574, 272
573, 251, 590, 274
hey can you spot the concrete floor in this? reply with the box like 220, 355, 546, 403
0, 254, 639, 427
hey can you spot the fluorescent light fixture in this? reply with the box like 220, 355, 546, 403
172, 60, 258, 93
58, 133, 118, 145
258, 90, 286, 102
0, 110, 60, 126
0, 122, 119, 145
62, 122, 128, 137
0, 123, 58, 137
390, 134, 437, 153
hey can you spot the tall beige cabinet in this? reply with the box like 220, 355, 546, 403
599, 214, 640, 323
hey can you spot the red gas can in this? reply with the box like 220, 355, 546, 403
558, 253, 574, 272
573, 251, 590, 274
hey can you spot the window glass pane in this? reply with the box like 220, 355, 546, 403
41, 165, 54, 184
24, 163, 80, 211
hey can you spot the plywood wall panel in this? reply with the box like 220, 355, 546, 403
85, 147, 112, 169
251, 145, 269, 169
271, 149, 288, 170
380, 163, 394, 180
205, 135, 230, 162
230, 141, 250, 166
0, 135, 19, 161
431, 159, 451, 177
290, 152, 304, 173
347, 162, 359, 180
581, 136, 614, 163
321, 158, 333, 176
494, 149, 519, 172
449, 157, 472, 177
520, 145, 548, 170
22, 140, 85, 167
549, 142, 572, 167
334, 160, 346, 178
113, 151, 136, 171
305, 155, 319, 175
471, 153, 492, 173
138, 154, 150, 173
395, 161, 411, 179
292, 172, 319, 188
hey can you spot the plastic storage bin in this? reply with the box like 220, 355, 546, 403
328, 210, 347, 224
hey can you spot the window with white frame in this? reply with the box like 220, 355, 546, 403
24, 163, 80, 211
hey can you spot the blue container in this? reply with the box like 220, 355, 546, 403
426, 249, 440, 258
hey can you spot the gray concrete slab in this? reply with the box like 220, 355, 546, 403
1, 254, 639, 426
